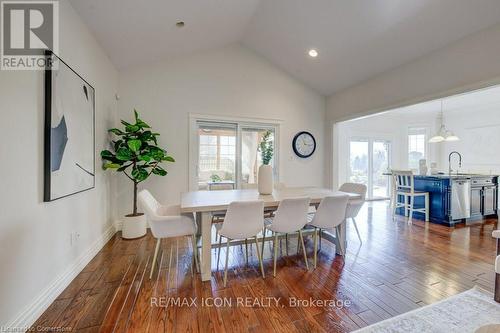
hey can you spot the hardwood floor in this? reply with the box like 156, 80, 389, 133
31, 201, 499, 332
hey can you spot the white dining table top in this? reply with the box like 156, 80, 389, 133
180, 186, 361, 213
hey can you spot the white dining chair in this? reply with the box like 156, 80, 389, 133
263, 197, 311, 276
339, 183, 367, 243
215, 200, 265, 287
392, 170, 429, 222
138, 190, 199, 279
308, 195, 349, 268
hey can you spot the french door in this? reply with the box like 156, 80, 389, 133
193, 120, 278, 190
348, 138, 391, 199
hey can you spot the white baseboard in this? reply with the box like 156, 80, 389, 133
5, 223, 117, 331
114, 219, 123, 231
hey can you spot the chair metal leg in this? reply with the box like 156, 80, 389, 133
319, 229, 322, 250
150, 238, 161, 279
217, 235, 223, 270
298, 230, 309, 270
425, 193, 430, 222
254, 236, 265, 278
273, 233, 279, 277
313, 228, 318, 269
296, 233, 300, 254
393, 194, 399, 218
245, 238, 248, 265
408, 196, 414, 221
261, 227, 266, 259
285, 233, 289, 256
223, 238, 230, 287
191, 235, 200, 273
352, 218, 362, 243
336, 226, 345, 256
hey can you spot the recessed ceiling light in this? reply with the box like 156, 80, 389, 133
308, 49, 318, 58
176, 21, 185, 28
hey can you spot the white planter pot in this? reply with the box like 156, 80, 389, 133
258, 164, 274, 195
122, 214, 147, 239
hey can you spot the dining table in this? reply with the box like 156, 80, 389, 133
180, 186, 361, 281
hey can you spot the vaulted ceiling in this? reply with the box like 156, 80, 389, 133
70, 0, 500, 96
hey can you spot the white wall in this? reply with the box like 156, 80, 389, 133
438, 88, 500, 175
0, 0, 118, 327
327, 22, 500, 188
117, 44, 326, 216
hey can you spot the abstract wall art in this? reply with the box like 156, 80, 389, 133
44, 50, 95, 201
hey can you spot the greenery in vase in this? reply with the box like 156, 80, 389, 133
259, 130, 274, 165
210, 174, 222, 182
100, 110, 174, 216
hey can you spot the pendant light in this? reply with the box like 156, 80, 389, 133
429, 99, 460, 143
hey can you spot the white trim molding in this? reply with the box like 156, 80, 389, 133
5, 224, 118, 331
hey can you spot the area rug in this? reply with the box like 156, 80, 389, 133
353, 286, 500, 333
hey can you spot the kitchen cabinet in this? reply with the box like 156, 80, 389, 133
470, 177, 498, 220
470, 187, 483, 218
398, 175, 498, 225
483, 185, 497, 216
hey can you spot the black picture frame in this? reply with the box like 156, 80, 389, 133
44, 50, 96, 202
292, 131, 316, 158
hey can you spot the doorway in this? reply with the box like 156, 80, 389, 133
348, 138, 391, 199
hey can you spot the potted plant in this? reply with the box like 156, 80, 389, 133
258, 130, 274, 195
101, 110, 175, 239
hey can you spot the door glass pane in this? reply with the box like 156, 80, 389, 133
408, 129, 426, 170
197, 122, 237, 190
349, 140, 369, 186
372, 141, 390, 198
241, 127, 275, 187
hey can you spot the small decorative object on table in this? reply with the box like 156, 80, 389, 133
430, 162, 438, 175
101, 110, 175, 239
258, 130, 274, 195
419, 159, 428, 176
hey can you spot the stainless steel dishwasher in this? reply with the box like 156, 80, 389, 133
450, 178, 471, 220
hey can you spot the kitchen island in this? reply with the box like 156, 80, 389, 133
396, 174, 498, 225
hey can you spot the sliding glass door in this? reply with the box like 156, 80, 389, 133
195, 120, 277, 190
197, 122, 237, 189
372, 140, 391, 198
349, 138, 391, 199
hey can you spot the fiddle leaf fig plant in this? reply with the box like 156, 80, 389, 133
101, 110, 174, 216
259, 130, 274, 165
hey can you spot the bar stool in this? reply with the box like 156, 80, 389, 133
392, 170, 429, 222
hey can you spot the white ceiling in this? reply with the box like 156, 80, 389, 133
69, 0, 261, 68
70, 0, 500, 96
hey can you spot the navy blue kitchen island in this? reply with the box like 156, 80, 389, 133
396, 174, 498, 225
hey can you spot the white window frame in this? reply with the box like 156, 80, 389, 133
407, 126, 429, 170
189, 113, 281, 190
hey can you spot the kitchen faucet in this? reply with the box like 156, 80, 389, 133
448, 151, 462, 175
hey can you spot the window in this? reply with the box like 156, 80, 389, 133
408, 128, 427, 170
193, 119, 278, 190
